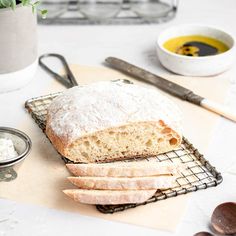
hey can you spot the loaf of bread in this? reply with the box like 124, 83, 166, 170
68, 175, 176, 190
46, 81, 182, 163
66, 162, 184, 177
63, 189, 156, 205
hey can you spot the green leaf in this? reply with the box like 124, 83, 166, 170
20, 0, 30, 6
33, 1, 40, 6
0, 0, 47, 19
0, 0, 5, 8
0, 0, 12, 8
40, 9, 47, 19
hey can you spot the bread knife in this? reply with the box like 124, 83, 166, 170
105, 57, 236, 123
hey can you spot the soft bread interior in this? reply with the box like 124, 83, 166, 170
64, 121, 181, 163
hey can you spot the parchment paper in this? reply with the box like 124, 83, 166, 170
0, 64, 231, 231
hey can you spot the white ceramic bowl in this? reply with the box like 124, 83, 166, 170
156, 25, 236, 76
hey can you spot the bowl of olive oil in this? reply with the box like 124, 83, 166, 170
156, 25, 235, 76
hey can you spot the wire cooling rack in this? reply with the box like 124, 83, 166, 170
25, 92, 223, 214
38, 1, 177, 25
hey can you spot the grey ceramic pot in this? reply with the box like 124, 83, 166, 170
0, 4, 38, 93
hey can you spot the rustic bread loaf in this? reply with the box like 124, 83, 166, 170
63, 189, 156, 205
46, 81, 182, 163
66, 162, 184, 177
68, 175, 176, 190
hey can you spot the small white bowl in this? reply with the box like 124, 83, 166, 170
156, 24, 236, 76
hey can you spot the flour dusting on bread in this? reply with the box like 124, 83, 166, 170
46, 81, 182, 163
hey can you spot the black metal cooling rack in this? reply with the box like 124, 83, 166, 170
25, 92, 223, 214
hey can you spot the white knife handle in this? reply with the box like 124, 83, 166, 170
201, 99, 236, 122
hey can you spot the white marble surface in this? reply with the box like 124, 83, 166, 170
1, 0, 236, 235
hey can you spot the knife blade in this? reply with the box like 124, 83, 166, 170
105, 57, 236, 123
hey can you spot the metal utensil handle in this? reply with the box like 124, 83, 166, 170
105, 57, 204, 105
106, 57, 236, 123
39, 53, 78, 88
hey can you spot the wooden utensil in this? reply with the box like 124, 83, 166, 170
194, 232, 214, 236
211, 202, 236, 235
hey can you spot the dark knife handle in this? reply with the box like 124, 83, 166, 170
105, 57, 204, 105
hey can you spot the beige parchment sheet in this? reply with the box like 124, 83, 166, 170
0, 64, 231, 231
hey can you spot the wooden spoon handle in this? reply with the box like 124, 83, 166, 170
201, 99, 236, 122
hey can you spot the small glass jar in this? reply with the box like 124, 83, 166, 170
130, 0, 178, 21
78, 0, 123, 21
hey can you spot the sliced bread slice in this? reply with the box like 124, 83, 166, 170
68, 175, 176, 190
66, 162, 184, 177
63, 189, 156, 205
